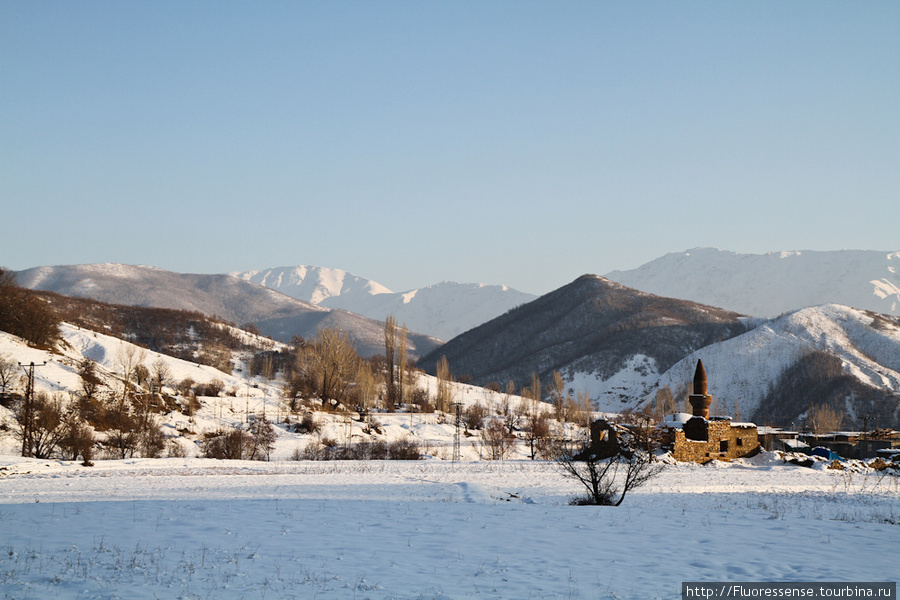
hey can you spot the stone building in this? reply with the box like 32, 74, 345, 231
670, 359, 760, 463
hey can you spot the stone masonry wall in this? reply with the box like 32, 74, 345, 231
673, 420, 760, 463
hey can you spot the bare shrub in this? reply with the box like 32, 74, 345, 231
59, 418, 95, 464
557, 445, 663, 506
202, 428, 253, 460
195, 379, 225, 397
465, 403, 487, 430
291, 437, 422, 461
293, 413, 320, 434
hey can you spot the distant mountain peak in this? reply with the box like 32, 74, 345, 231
231, 265, 393, 305
234, 266, 537, 341
606, 248, 900, 318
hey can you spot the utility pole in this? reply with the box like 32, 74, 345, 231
861, 414, 872, 459
452, 402, 462, 462
18, 361, 47, 457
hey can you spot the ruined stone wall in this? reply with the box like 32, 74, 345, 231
672, 420, 760, 463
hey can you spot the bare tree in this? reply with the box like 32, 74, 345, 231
549, 370, 572, 422
524, 411, 552, 460
0, 353, 18, 396
292, 328, 360, 407
557, 445, 663, 506
808, 403, 844, 434
0, 269, 61, 347
397, 323, 408, 406
249, 416, 277, 460
384, 315, 398, 407
198, 341, 233, 374
355, 363, 378, 417
481, 418, 515, 460
78, 358, 103, 402
59, 416, 95, 465
116, 344, 146, 407
203, 428, 253, 460
653, 386, 676, 421
434, 356, 454, 413
150, 358, 172, 393
17, 392, 69, 459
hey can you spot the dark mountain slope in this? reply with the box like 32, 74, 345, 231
418, 275, 748, 392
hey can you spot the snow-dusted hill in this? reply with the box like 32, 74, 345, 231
14, 264, 441, 357
16, 263, 326, 323
606, 248, 900, 318
0, 323, 543, 462
645, 304, 900, 427
231, 266, 536, 340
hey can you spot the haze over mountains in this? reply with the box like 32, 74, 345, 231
606, 248, 900, 318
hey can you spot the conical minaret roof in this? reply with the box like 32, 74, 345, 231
692, 359, 708, 396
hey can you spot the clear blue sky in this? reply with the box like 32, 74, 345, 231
2, 1, 897, 295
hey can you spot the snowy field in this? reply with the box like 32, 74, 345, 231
1, 453, 898, 600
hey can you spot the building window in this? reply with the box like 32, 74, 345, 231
736, 438, 743, 447
719, 440, 729, 453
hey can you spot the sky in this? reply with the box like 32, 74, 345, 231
1, 1, 898, 295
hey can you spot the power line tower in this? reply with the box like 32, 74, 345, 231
18, 361, 47, 457
452, 402, 463, 462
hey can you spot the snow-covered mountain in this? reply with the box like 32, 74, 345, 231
230, 265, 392, 306
646, 304, 900, 428
606, 248, 900, 318
418, 274, 750, 408
14, 264, 440, 357
416, 273, 900, 427
322, 281, 536, 341
231, 266, 536, 340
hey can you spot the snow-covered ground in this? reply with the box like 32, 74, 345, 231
1, 320, 898, 599
0, 453, 897, 600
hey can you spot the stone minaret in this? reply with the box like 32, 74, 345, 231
688, 359, 712, 419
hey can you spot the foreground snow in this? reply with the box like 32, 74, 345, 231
0, 454, 897, 600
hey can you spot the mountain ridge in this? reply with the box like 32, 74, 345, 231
417, 274, 750, 405
14, 264, 440, 358
230, 266, 536, 340
606, 248, 900, 318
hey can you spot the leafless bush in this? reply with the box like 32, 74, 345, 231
557, 445, 663, 506
465, 403, 487, 430
293, 413, 320, 434
202, 428, 253, 460
195, 379, 225, 397
293, 438, 422, 461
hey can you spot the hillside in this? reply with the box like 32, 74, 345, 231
418, 275, 749, 408
15, 264, 440, 357
232, 265, 537, 340
606, 248, 900, 318
646, 304, 900, 428
0, 320, 564, 463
